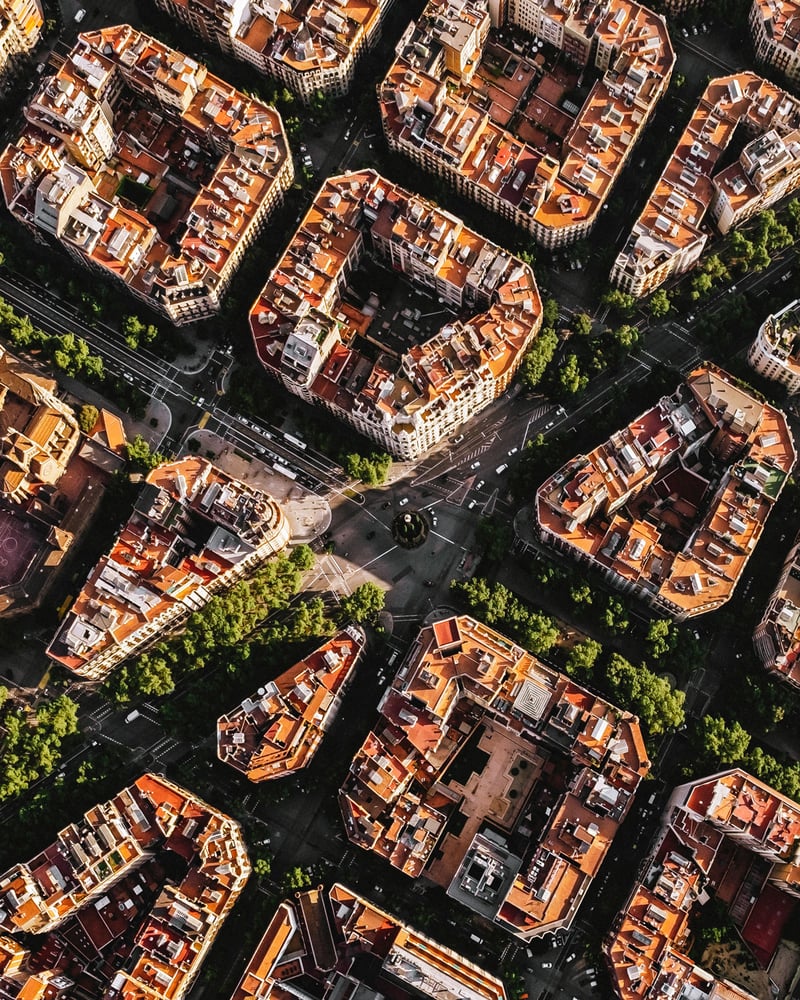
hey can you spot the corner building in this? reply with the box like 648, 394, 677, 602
747, 298, 800, 395
340, 615, 649, 940
754, 530, 800, 690
47, 457, 290, 681
153, 0, 396, 103
535, 365, 795, 620
0, 773, 249, 1000
0, 25, 293, 325
0, 0, 42, 92
606, 769, 800, 1000
249, 170, 542, 460
379, 0, 674, 248
611, 73, 800, 297
230, 883, 507, 1000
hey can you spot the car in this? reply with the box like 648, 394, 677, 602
476, 479, 485, 490
468, 499, 477, 510
470, 461, 481, 470
452, 433, 465, 444
691, 24, 698, 33
382, 501, 391, 509
399, 497, 409, 506
508, 446, 519, 455
124, 709, 140, 723
542, 962, 553, 969
681, 26, 688, 36
566, 953, 576, 962
545, 421, 554, 429
74, 7, 86, 20
424, 579, 434, 587
496, 463, 509, 474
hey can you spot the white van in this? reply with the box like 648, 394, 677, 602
124, 709, 140, 723
74, 8, 86, 21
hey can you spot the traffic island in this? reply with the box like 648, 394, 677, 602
392, 511, 429, 549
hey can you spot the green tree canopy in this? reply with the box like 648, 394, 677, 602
565, 639, 602, 677
77, 404, 99, 434
340, 582, 386, 624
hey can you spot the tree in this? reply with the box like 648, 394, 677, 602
125, 435, 164, 473
77, 404, 99, 434
601, 288, 636, 318
0, 685, 7, 711
252, 856, 272, 880
558, 354, 588, 396
602, 596, 629, 635
340, 582, 386, 624
344, 452, 392, 486
570, 582, 593, 606
476, 516, 513, 561
283, 866, 311, 893
646, 619, 677, 660
693, 715, 750, 765
566, 639, 602, 677
520, 327, 558, 389
519, 610, 559, 657
571, 312, 593, 337
649, 289, 671, 318
542, 297, 559, 328
289, 544, 315, 572
132, 656, 175, 698
605, 654, 685, 736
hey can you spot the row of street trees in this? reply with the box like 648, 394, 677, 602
451, 577, 686, 740
0, 690, 80, 802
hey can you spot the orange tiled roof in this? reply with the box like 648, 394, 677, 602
339, 615, 649, 940
536, 364, 795, 619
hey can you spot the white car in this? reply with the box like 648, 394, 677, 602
468, 499, 477, 510
508, 446, 518, 455
399, 497, 409, 506
470, 461, 480, 470
476, 480, 485, 490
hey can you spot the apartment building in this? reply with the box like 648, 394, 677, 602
611, 73, 800, 297
750, 0, 800, 85
153, 0, 394, 104
754, 531, 800, 689
230, 883, 507, 1000
250, 169, 542, 460
0, 0, 42, 92
379, 0, 674, 248
0, 345, 84, 617
0, 773, 249, 1000
340, 615, 649, 941
748, 298, 800, 394
606, 769, 800, 1000
535, 365, 795, 621
218, 625, 365, 780
0, 25, 293, 326
47, 456, 290, 681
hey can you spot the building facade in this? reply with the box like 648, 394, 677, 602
750, 0, 800, 86
611, 72, 800, 297
0, 0, 42, 92
153, 0, 396, 103
47, 456, 290, 680
379, 0, 674, 248
535, 365, 796, 620
230, 883, 508, 1000
754, 531, 800, 689
340, 615, 650, 940
0, 773, 249, 1000
0, 25, 293, 325
249, 169, 542, 460
747, 298, 800, 394
606, 769, 800, 1000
